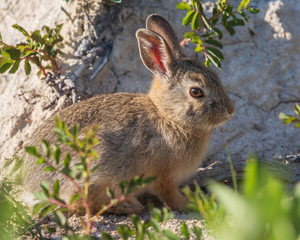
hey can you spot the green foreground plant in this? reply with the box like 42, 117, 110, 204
0, 24, 63, 78
0, 182, 43, 239
177, 0, 259, 68
279, 103, 300, 128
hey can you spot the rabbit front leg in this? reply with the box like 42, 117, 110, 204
152, 177, 189, 211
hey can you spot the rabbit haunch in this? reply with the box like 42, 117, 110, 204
22, 14, 234, 214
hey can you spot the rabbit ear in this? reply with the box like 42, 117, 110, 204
136, 29, 176, 77
146, 14, 182, 58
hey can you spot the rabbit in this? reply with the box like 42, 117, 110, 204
21, 14, 234, 214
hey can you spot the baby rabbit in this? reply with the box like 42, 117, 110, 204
23, 14, 234, 214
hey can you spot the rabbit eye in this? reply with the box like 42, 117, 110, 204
189, 87, 204, 98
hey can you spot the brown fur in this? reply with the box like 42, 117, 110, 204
22, 14, 234, 214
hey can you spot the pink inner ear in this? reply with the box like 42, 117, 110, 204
150, 47, 166, 73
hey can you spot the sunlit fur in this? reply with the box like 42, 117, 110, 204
21, 15, 234, 214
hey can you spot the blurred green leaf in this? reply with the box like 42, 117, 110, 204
41, 139, 51, 158
53, 145, 61, 165
228, 18, 245, 26
246, 7, 260, 14
206, 47, 224, 61
182, 11, 195, 26
44, 166, 56, 172
162, 229, 181, 240
69, 193, 81, 204
213, 27, 223, 40
181, 222, 190, 239
224, 23, 235, 35
25, 59, 31, 75
9, 60, 20, 74
39, 204, 58, 219
34, 191, 48, 201
53, 180, 60, 196
193, 226, 202, 240
12, 24, 30, 38
53, 211, 67, 227
207, 52, 222, 69
25, 146, 41, 158
176, 2, 191, 11
102, 232, 114, 240
238, 11, 248, 21
191, 12, 200, 30
204, 39, 223, 48
32, 201, 49, 215
0, 61, 13, 73
201, 15, 212, 30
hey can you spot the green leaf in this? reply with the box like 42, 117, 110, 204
184, 32, 202, 45
149, 218, 161, 232
39, 204, 58, 219
62, 153, 71, 168
204, 39, 223, 49
53, 211, 67, 227
205, 58, 211, 67
246, 7, 260, 14
193, 226, 202, 240
44, 166, 56, 172
181, 222, 190, 239
0, 61, 13, 73
9, 60, 20, 74
201, 15, 212, 30
4, 47, 21, 60
196, 2, 203, 14
213, 27, 223, 40
53, 145, 61, 165
25, 59, 31, 75
207, 52, 222, 69
12, 24, 30, 38
36, 157, 45, 164
191, 12, 200, 30
34, 191, 48, 201
162, 229, 181, 240
32, 201, 49, 215
182, 11, 195, 26
0, 32, 2, 41
21, 50, 37, 58
279, 112, 290, 120
228, 18, 245, 27
224, 24, 235, 36
212, 7, 219, 25
25, 146, 41, 157
42, 25, 51, 34
195, 45, 204, 52
206, 47, 224, 61
102, 232, 114, 240
69, 193, 81, 204
53, 180, 60, 196
176, 2, 191, 11
118, 225, 135, 239
238, 11, 248, 21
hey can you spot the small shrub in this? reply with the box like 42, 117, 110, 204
0, 24, 63, 78
177, 0, 259, 69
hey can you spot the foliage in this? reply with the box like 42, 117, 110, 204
279, 103, 300, 128
185, 155, 300, 240
0, 182, 43, 239
0, 24, 63, 78
25, 116, 156, 239
177, 0, 259, 69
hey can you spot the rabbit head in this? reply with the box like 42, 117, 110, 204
136, 14, 234, 131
